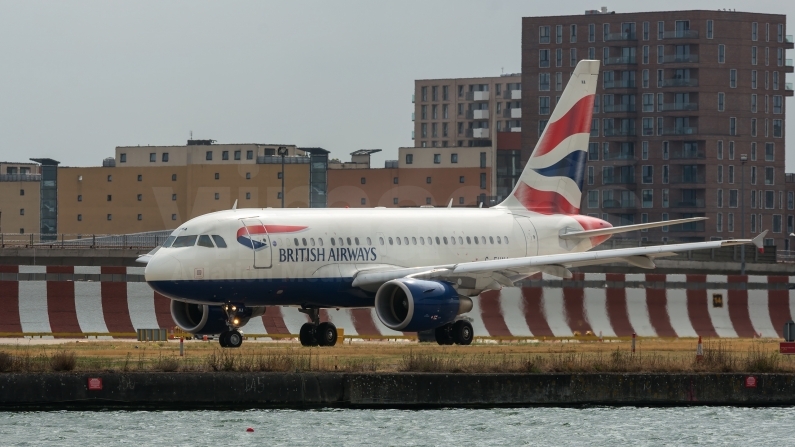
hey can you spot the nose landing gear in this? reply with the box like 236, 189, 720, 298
219, 303, 246, 348
298, 307, 338, 347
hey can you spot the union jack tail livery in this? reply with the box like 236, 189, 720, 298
497, 59, 599, 214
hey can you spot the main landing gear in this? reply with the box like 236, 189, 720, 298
298, 308, 338, 347
219, 303, 245, 348
434, 320, 474, 346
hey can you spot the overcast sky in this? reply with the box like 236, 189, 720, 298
0, 1, 792, 170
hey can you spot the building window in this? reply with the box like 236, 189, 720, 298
728, 213, 735, 232
752, 22, 758, 41
137, 194, 142, 201
773, 119, 783, 137
172, 174, 177, 181
77, 214, 82, 222
642, 141, 649, 160
215, 173, 220, 180
426, 197, 431, 205
246, 150, 253, 160
405, 154, 413, 164
570, 48, 577, 67
729, 189, 739, 208
480, 173, 487, 190
751, 142, 757, 161
751, 166, 757, 185
214, 193, 220, 200
221, 151, 228, 160
751, 94, 757, 112
162, 153, 169, 162
360, 177, 366, 185
137, 214, 142, 221
426, 177, 432, 184
172, 194, 177, 201
642, 69, 649, 88
728, 165, 735, 183
773, 215, 782, 233
570, 24, 577, 42
766, 143, 775, 161
717, 189, 724, 208
393, 198, 398, 205
107, 214, 112, 221
729, 118, 736, 136
149, 153, 156, 162
539, 96, 550, 115
642, 165, 653, 184
718, 44, 725, 63
588, 166, 594, 185
556, 24, 563, 43
539, 73, 550, 91
717, 165, 723, 183
459, 176, 465, 184
588, 142, 599, 161
172, 214, 177, 221
773, 95, 783, 114
752, 46, 758, 65
588, 190, 598, 208
706, 20, 713, 39
77, 195, 82, 202
539, 49, 550, 67
657, 21, 664, 40
107, 195, 112, 201
120, 153, 126, 163
662, 165, 669, 184
642, 189, 653, 208
206, 151, 212, 160
277, 172, 282, 180
107, 175, 112, 182
751, 119, 757, 137
718, 92, 725, 111
765, 167, 775, 185
433, 154, 441, 164
451, 153, 458, 164
246, 172, 251, 180
480, 152, 487, 168
393, 177, 398, 184
717, 140, 724, 159
19, 208, 24, 216
555, 48, 563, 67
234, 150, 241, 160
555, 72, 563, 91
361, 198, 366, 205
656, 45, 663, 64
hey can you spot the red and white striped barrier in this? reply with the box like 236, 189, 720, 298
0, 267, 792, 338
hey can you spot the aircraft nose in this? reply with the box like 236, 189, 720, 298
144, 252, 183, 282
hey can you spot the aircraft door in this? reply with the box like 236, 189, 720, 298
240, 218, 272, 268
514, 216, 539, 257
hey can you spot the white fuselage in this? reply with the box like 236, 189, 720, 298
144, 207, 606, 307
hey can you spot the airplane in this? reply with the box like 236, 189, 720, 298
141, 60, 766, 348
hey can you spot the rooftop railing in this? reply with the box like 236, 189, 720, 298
0, 174, 41, 182
257, 155, 311, 164
0, 232, 172, 249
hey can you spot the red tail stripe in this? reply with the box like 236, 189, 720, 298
532, 94, 595, 157
514, 183, 579, 215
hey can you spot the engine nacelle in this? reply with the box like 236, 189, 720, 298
374, 278, 472, 332
170, 301, 229, 335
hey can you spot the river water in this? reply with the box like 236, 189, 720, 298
1, 407, 791, 446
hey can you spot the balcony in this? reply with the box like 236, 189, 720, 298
786, 59, 794, 73
510, 127, 521, 132
662, 54, 699, 64
604, 56, 637, 65
605, 32, 637, 41
604, 151, 636, 161
603, 176, 636, 185
412, 94, 414, 103
506, 89, 521, 100
671, 175, 705, 184
502, 108, 521, 119
670, 149, 705, 160
411, 112, 415, 121
603, 79, 636, 89
663, 30, 699, 39
467, 110, 489, 119
602, 199, 637, 209
603, 128, 637, 137
673, 199, 705, 208
786, 35, 794, 49
661, 102, 698, 112
603, 104, 636, 113
663, 78, 699, 87
0, 174, 41, 182
662, 126, 698, 136
467, 128, 490, 138
786, 83, 794, 97
466, 91, 490, 101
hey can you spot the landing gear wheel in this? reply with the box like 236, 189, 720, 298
316, 322, 338, 346
434, 324, 455, 345
299, 323, 318, 347
452, 320, 474, 345
226, 330, 243, 348
219, 331, 229, 348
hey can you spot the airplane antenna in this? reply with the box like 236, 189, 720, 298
232, 199, 238, 211
447, 198, 453, 208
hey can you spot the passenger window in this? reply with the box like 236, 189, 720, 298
294, 238, 299, 246
331, 238, 336, 246
404, 237, 409, 245
443, 237, 448, 245
466, 236, 471, 244
310, 238, 315, 246
172, 235, 197, 247
197, 235, 214, 248
367, 237, 372, 245
354, 237, 359, 246
451, 237, 456, 245
474, 237, 479, 245
435, 237, 440, 245
505, 236, 509, 244
162, 236, 176, 248
338, 238, 343, 246
388, 237, 393, 245
302, 238, 307, 246
318, 238, 323, 246
427, 237, 432, 245
497, 236, 502, 244
379, 237, 384, 245
397, 237, 402, 245
489, 236, 494, 244
347, 237, 352, 245
481, 236, 487, 244
420, 237, 425, 245
458, 236, 463, 245
212, 235, 227, 248
412, 237, 417, 245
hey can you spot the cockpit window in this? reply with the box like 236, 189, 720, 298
212, 235, 227, 248
197, 235, 214, 248
162, 236, 176, 248
172, 235, 197, 247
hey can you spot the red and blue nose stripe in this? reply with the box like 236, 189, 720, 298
236, 225, 307, 249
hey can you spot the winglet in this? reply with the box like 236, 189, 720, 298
753, 230, 768, 253
232, 199, 238, 211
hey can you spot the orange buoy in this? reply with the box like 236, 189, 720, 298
246, 427, 254, 433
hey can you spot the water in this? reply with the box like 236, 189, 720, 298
1, 407, 792, 446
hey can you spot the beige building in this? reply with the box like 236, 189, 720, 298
0, 162, 41, 236
413, 73, 522, 149
56, 141, 323, 235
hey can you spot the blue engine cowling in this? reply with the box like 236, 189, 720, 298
170, 300, 229, 335
374, 278, 471, 332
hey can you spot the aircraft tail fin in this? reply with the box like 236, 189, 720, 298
496, 59, 599, 214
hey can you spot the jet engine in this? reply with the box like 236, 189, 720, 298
374, 278, 473, 332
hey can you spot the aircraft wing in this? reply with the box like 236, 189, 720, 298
559, 217, 707, 240
351, 231, 767, 290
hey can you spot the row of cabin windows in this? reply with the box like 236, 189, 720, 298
282, 235, 510, 248
162, 234, 228, 248
84, 192, 254, 202
79, 214, 179, 222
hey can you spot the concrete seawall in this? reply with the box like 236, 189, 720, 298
2, 373, 795, 409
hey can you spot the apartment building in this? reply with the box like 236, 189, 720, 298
522, 10, 793, 248
413, 74, 522, 149
0, 161, 42, 237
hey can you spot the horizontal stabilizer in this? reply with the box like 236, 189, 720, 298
559, 217, 707, 240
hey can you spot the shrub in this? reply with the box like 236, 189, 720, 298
0, 351, 12, 372
50, 350, 77, 372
